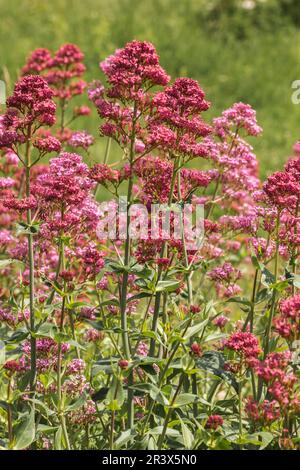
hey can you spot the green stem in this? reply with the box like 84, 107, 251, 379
177, 163, 197, 416
7, 378, 13, 447
291, 198, 299, 295
54, 206, 71, 450
243, 268, 258, 332
24, 126, 36, 393
149, 156, 179, 356
238, 379, 243, 441
94, 137, 112, 199
120, 105, 137, 429
264, 210, 280, 358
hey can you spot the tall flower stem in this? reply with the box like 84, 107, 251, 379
149, 156, 179, 356
243, 268, 258, 332
94, 137, 112, 199
120, 105, 137, 429
7, 377, 13, 447
56, 221, 71, 450
177, 163, 197, 416
291, 198, 299, 295
258, 210, 281, 401
264, 209, 280, 358
24, 125, 36, 393
238, 379, 243, 442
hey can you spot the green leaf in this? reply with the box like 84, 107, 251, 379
260, 266, 275, 287
226, 297, 252, 307
36, 322, 56, 338
148, 426, 180, 437
180, 418, 194, 449
183, 319, 209, 341
155, 280, 181, 293
293, 274, 300, 289
106, 377, 125, 410
16, 221, 40, 236
54, 426, 63, 450
256, 431, 274, 450
27, 399, 55, 417
65, 394, 86, 412
172, 393, 198, 408
130, 383, 169, 406
0, 258, 23, 269
114, 429, 137, 449
127, 292, 152, 303
14, 408, 35, 450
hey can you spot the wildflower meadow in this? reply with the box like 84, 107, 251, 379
0, 38, 300, 453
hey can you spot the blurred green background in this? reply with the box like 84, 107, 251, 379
1, 0, 300, 178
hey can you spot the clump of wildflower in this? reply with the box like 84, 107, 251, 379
273, 294, 300, 341
68, 131, 94, 150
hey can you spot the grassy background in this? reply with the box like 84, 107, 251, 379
1, 0, 300, 178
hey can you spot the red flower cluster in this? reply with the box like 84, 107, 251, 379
223, 331, 261, 359
0, 75, 56, 149
22, 44, 86, 101
274, 294, 300, 341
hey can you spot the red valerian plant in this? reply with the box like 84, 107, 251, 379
0, 40, 300, 451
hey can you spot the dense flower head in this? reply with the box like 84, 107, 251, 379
223, 331, 261, 358
34, 152, 93, 205
0, 76, 56, 149
205, 415, 224, 430
50, 43, 84, 66
33, 136, 61, 154
68, 400, 97, 425
100, 40, 170, 99
6, 75, 54, 113
253, 352, 300, 411
208, 262, 241, 284
273, 294, 300, 340
22, 48, 52, 75
248, 237, 275, 261
68, 131, 94, 150
263, 171, 300, 208
213, 315, 229, 329
246, 398, 281, 425
213, 102, 262, 138
285, 156, 300, 179
153, 78, 210, 118
89, 163, 120, 186
152, 78, 211, 138
23, 44, 86, 101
